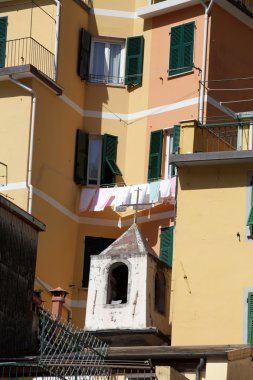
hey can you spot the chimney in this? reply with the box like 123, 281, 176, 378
50, 287, 68, 320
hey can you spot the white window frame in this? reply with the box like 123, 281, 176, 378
87, 135, 102, 187
89, 38, 126, 85
164, 127, 175, 179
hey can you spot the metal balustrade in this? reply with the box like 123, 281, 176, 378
0, 37, 55, 80
196, 122, 253, 153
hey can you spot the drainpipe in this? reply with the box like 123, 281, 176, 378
53, 0, 61, 81
8, 75, 37, 214
196, 357, 205, 380
199, 0, 215, 124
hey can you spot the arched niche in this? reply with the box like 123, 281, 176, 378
155, 271, 166, 314
106, 262, 129, 305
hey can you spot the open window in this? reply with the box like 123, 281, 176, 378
74, 130, 122, 186
78, 29, 144, 86
155, 271, 166, 314
107, 262, 128, 305
148, 126, 180, 181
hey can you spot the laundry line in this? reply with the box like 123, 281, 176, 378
79, 177, 176, 212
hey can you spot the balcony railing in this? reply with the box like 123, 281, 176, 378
0, 37, 55, 80
228, 0, 253, 17
195, 122, 253, 153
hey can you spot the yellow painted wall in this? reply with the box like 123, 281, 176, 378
171, 163, 253, 345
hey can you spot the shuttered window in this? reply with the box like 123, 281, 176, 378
74, 129, 89, 185
125, 36, 144, 85
248, 292, 253, 344
0, 17, 7, 69
101, 134, 122, 185
82, 236, 115, 288
148, 130, 163, 181
160, 226, 174, 267
169, 22, 195, 76
78, 28, 91, 80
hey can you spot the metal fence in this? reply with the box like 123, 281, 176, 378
1, 37, 54, 79
196, 122, 253, 153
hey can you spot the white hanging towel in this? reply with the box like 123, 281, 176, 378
131, 183, 149, 210
114, 186, 131, 212
149, 180, 160, 204
159, 179, 171, 199
79, 188, 96, 212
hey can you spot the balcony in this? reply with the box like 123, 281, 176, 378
170, 120, 253, 167
0, 37, 55, 80
137, 0, 253, 19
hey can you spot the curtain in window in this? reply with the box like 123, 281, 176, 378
92, 42, 105, 82
109, 43, 121, 84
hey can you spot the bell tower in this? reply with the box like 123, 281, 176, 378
85, 224, 171, 345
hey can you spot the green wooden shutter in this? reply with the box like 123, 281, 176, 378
169, 22, 194, 76
182, 22, 194, 71
148, 130, 163, 181
125, 36, 144, 85
78, 28, 91, 80
74, 129, 89, 185
160, 226, 174, 267
169, 25, 182, 76
248, 292, 253, 344
172, 125, 181, 153
82, 236, 115, 287
101, 134, 118, 185
247, 177, 253, 228
0, 17, 7, 69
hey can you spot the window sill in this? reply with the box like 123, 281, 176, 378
87, 81, 126, 89
167, 69, 194, 80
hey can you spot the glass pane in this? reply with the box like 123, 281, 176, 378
88, 138, 102, 185
91, 42, 105, 82
108, 43, 121, 84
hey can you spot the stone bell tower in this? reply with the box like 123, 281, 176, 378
85, 224, 171, 345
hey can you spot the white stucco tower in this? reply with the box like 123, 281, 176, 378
85, 224, 171, 345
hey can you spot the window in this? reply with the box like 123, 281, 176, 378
89, 39, 125, 84
155, 271, 166, 314
248, 292, 253, 344
107, 262, 128, 304
78, 29, 144, 86
160, 226, 174, 267
74, 130, 122, 186
168, 21, 195, 77
82, 236, 115, 288
148, 125, 180, 181
0, 17, 7, 69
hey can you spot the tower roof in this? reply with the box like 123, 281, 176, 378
100, 223, 157, 257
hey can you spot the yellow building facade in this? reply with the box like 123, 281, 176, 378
1, 0, 253, 348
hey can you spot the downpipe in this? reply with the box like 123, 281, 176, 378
196, 357, 205, 380
199, 0, 215, 124
8, 75, 37, 214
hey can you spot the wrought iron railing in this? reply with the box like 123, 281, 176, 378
196, 122, 253, 153
89, 74, 124, 85
228, 0, 253, 17
1, 37, 54, 80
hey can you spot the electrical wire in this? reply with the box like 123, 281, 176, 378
221, 98, 253, 104
208, 87, 253, 91
205, 75, 253, 83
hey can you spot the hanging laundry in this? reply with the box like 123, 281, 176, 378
90, 187, 116, 212
170, 176, 177, 198
131, 183, 149, 210
114, 186, 131, 212
79, 188, 97, 212
149, 180, 160, 204
159, 179, 171, 199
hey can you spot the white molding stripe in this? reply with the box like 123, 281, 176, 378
91, 8, 137, 19
0, 181, 26, 191
33, 187, 173, 226
60, 93, 233, 122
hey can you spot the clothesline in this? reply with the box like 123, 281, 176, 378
79, 177, 176, 212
